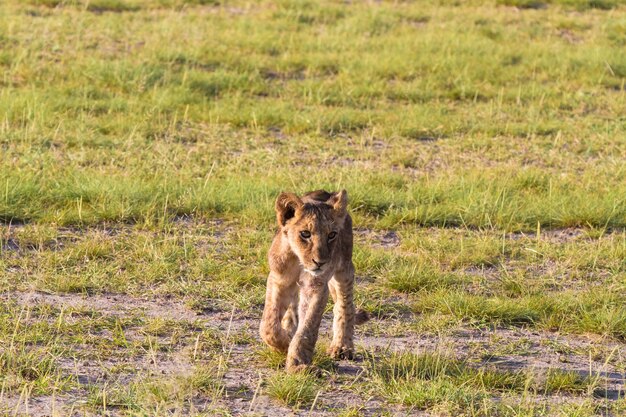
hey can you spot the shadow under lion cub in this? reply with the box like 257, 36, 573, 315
259, 189, 369, 373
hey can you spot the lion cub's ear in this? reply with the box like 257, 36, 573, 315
275, 192, 303, 226
329, 189, 348, 219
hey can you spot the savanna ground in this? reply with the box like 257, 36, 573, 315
1, 0, 626, 415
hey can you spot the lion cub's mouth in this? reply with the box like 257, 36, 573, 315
304, 267, 325, 276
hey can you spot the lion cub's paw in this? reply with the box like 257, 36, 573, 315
285, 363, 309, 374
285, 363, 324, 376
328, 344, 354, 360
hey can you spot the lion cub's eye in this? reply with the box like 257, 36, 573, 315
328, 232, 337, 240
300, 231, 311, 239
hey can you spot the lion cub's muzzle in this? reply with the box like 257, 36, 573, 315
304, 258, 330, 276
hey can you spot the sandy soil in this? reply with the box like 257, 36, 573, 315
1, 290, 624, 416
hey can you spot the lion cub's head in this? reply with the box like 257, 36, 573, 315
275, 190, 348, 276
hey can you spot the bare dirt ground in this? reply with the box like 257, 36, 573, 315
2, 290, 624, 416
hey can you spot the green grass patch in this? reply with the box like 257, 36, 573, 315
544, 369, 594, 394
413, 289, 626, 339
1, 0, 625, 413
365, 350, 599, 414
0, 346, 73, 395
265, 372, 321, 409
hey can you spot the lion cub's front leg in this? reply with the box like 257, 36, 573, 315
286, 275, 329, 373
328, 263, 356, 360
259, 274, 298, 353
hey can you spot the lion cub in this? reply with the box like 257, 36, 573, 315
260, 189, 360, 372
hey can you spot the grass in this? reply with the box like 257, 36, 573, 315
543, 369, 594, 394
0, 346, 73, 395
1, 0, 626, 230
413, 289, 626, 339
265, 372, 321, 409
365, 351, 600, 414
85, 368, 223, 413
1, 0, 625, 415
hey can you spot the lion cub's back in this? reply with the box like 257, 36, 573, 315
302, 190, 334, 204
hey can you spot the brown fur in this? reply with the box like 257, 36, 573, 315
259, 189, 366, 372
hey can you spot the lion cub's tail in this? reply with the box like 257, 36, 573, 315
355, 308, 370, 325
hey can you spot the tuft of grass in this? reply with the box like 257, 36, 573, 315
496, 0, 547, 9
85, 0, 141, 13
543, 369, 594, 394
390, 379, 486, 411
461, 368, 533, 393
180, 367, 223, 396
256, 346, 287, 370
0, 346, 72, 395
366, 351, 462, 382
86, 382, 139, 411
365, 351, 484, 412
265, 372, 321, 409
385, 263, 464, 293
336, 408, 365, 417
86, 367, 223, 413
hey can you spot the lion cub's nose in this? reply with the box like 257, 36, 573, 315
312, 259, 326, 268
